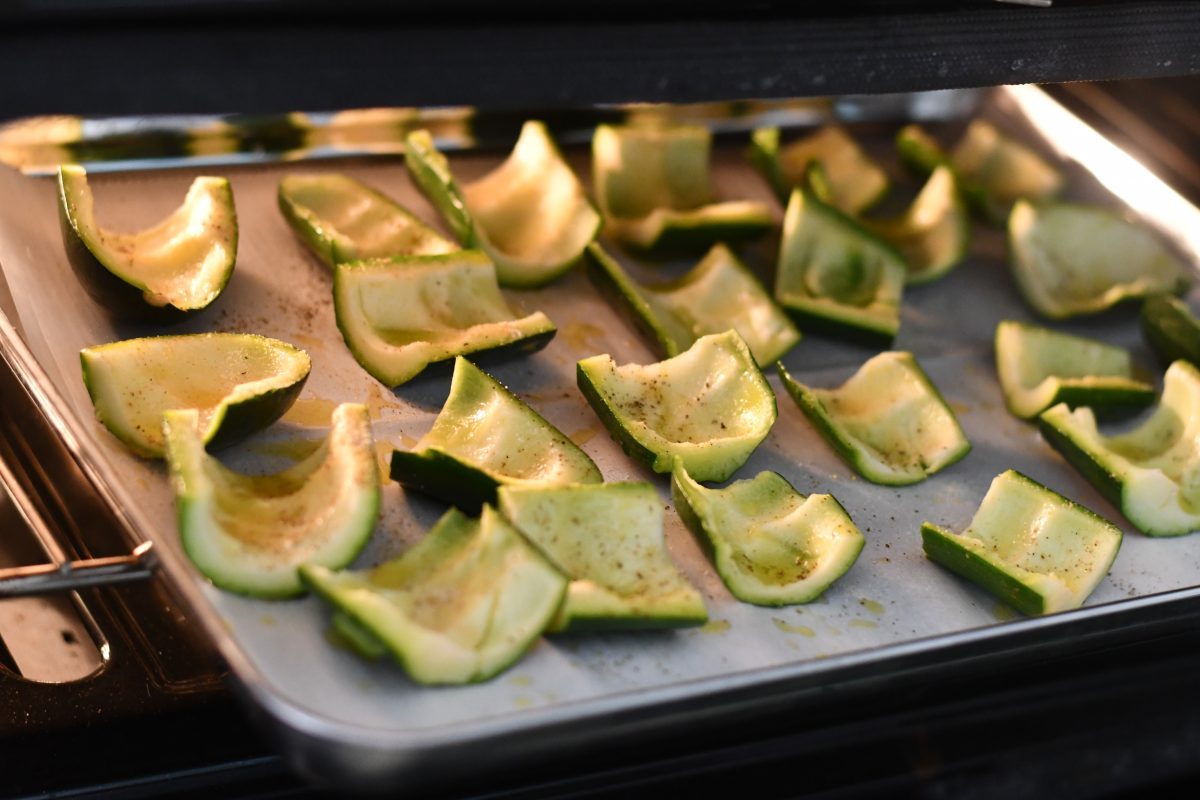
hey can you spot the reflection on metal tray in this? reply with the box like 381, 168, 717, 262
1, 85, 1199, 791
0, 92, 981, 175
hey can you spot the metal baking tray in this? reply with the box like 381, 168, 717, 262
2, 85, 1200, 790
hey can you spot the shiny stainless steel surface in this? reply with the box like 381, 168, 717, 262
0, 85, 1198, 788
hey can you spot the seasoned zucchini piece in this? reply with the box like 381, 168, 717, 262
922, 469, 1122, 615
1009, 200, 1189, 319
301, 506, 567, 685
748, 125, 888, 214
80, 333, 310, 458
775, 188, 906, 345
390, 357, 602, 513
498, 482, 707, 631
862, 166, 970, 285
897, 121, 1063, 222
779, 352, 970, 486
1039, 361, 1200, 537
994, 320, 1154, 420
333, 251, 556, 388
163, 403, 379, 598
584, 243, 800, 365
404, 123, 601, 288
1141, 294, 1200, 368
58, 164, 237, 320
671, 463, 863, 606
577, 330, 776, 482
593, 123, 772, 252
277, 173, 457, 267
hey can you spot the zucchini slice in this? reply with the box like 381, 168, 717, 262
163, 403, 379, 598
779, 352, 970, 486
584, 242, 800, 365
1009, 200, 1189, 319
277, 173, 457, 268
80, 333, 310, 458
861, 166, 970, 286
994, 320, 1154, 420
748, 125, 888, 214
577, 330, 777, 482
670, 463, 864, 606
498, 482, 707, 631
58, 164, 237, 319
592, 123, 772, 253
333, 251, 556, 388
897, 121, 1063, 223
301, 506, 567, 685
1141, 294, 1200, 368
775, 188, 906, 345
922, 469, 1122, 615
404, 123, 601, 288
1039, 360, 1200, 537
390, 356, 602, 513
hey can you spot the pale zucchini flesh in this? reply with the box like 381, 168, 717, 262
333, 251, 556, 388
994, 320, 1153, 419
1009, 200, 1189, 319
1038, 360, 1200, 537
498, 482, 707, 630
277, 173, 457, 267
390, 356, 602, 512
749, 125, 888, 214
584, 243, 800, 365
862, 166, 970, 285
951, 120, 1063, 221
58, 164, 237, 316
576, 330, 777, 482
164, 403, 379, 598
80, 332, 310, 458
593, 123, 771, 251
779, 352, 970, 486
775, 188, 906, 344
922, 469, 1122, 615
671, 464, 864, 606
300, 507, 568, 685
404, 123, 601, 288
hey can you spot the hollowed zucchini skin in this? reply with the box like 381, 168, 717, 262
57, 167, 237, 322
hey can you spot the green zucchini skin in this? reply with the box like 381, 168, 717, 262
921, 523, 1047, 616
1142, 294, 1200, 368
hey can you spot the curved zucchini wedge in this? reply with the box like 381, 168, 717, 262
994, 320, 1154, 420
748, 125, 888, 214
1009, 200, 1189, 319
862, 166, 970, 285
498, 482, 707, 631
80, 333, 310, 458
922, 470, 1121, 615
898, 122, 1063, 223
277, 173, 457, 267
58, 164, 237, 320
301, 506, 567, 685
390, 356, 602, 513
404, 123, 601, 288
779, 353, 970, 486
775, 188, 906, 345
164, 403, 379, 598
584, 243, 800, 365
1141, 294, 1200, 368
593, 123, 772, 253
1038, 361, 1200, 537
670, 463, 863, 606
333, 251, 556, 388
577, 330, 777, 482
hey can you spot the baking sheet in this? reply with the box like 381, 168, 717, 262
2, 85, 1200, 780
